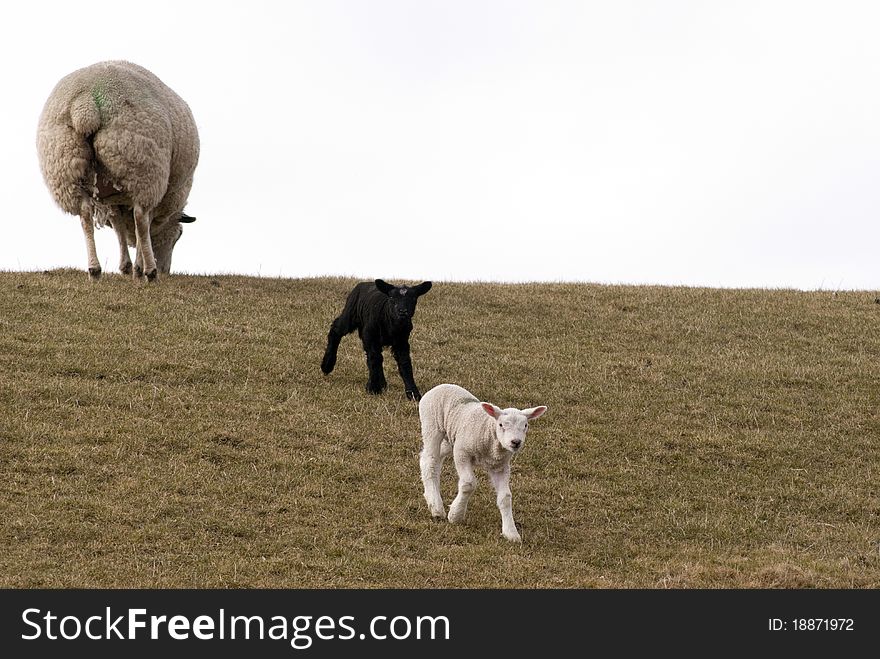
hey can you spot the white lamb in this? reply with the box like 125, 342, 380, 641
418, 383, 548, 542
36, 60, 199, 281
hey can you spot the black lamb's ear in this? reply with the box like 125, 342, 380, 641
375, 279, 395, 295
178, 213, 196, 223
414, 281, 432, 296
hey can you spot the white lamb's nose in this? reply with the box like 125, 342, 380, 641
510, 439, 522, 449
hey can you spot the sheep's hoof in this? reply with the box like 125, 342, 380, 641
120, 262, 132, 275
503, 526, 522, 542
366, 382, 387, 395
145, 269, 158, 282
134, 264, 143, 278
406, 389, 422, 401
87, 267, 102, 281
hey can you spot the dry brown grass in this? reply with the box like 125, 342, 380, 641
1, 270, 878, 588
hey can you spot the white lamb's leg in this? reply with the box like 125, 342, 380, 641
133, 205, 157, 281
490, 464, 521, 542
78, 201, 101, 280
448, 451, 476, 524
419, 427, 448, 518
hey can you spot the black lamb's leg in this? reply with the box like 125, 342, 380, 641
321, 317, 348, 374
392, 340, 421, 401
363, 332, 387, 395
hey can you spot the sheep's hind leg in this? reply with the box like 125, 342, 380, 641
420, 428, 450, 519
321, 317, 348, 374
133, 205, 158, 282
110, 214, 132, 275
79, 201, 101, 280
448, 453, 476, 524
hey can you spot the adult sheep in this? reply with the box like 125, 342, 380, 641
321, 279, 432, 400
36, 60, 199, 281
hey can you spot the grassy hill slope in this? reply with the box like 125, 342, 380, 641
1, 270, 878, 587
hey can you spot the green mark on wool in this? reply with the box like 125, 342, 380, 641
91, 83, 107, 110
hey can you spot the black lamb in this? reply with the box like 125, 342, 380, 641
321, 279, 433, 401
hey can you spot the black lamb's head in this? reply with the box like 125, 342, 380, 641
375, 279, 432, 320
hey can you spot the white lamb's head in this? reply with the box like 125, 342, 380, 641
481, 402, 548, 453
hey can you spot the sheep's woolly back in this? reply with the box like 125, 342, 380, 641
36, 60, 199, 225
419, 384, 496, 445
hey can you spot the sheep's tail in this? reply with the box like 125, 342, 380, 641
69, 91, 102, 137
66, 90, 105, 217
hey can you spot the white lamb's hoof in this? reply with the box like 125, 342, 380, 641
427, 503, 446, 519
503, 530, 522, 543
447, 508, 465, 524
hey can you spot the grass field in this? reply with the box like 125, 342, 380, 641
1, 270, 878, 588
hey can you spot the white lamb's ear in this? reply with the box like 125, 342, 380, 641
481, 402, 502, 419
523, 406, 548, 420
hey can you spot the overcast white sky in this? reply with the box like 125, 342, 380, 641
3, 1, 879, 289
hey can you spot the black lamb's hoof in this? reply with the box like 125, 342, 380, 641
320, 355, 335, 375
366, 382, 387, 395
406, 389, 422, 402
87, 267, 102, 281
